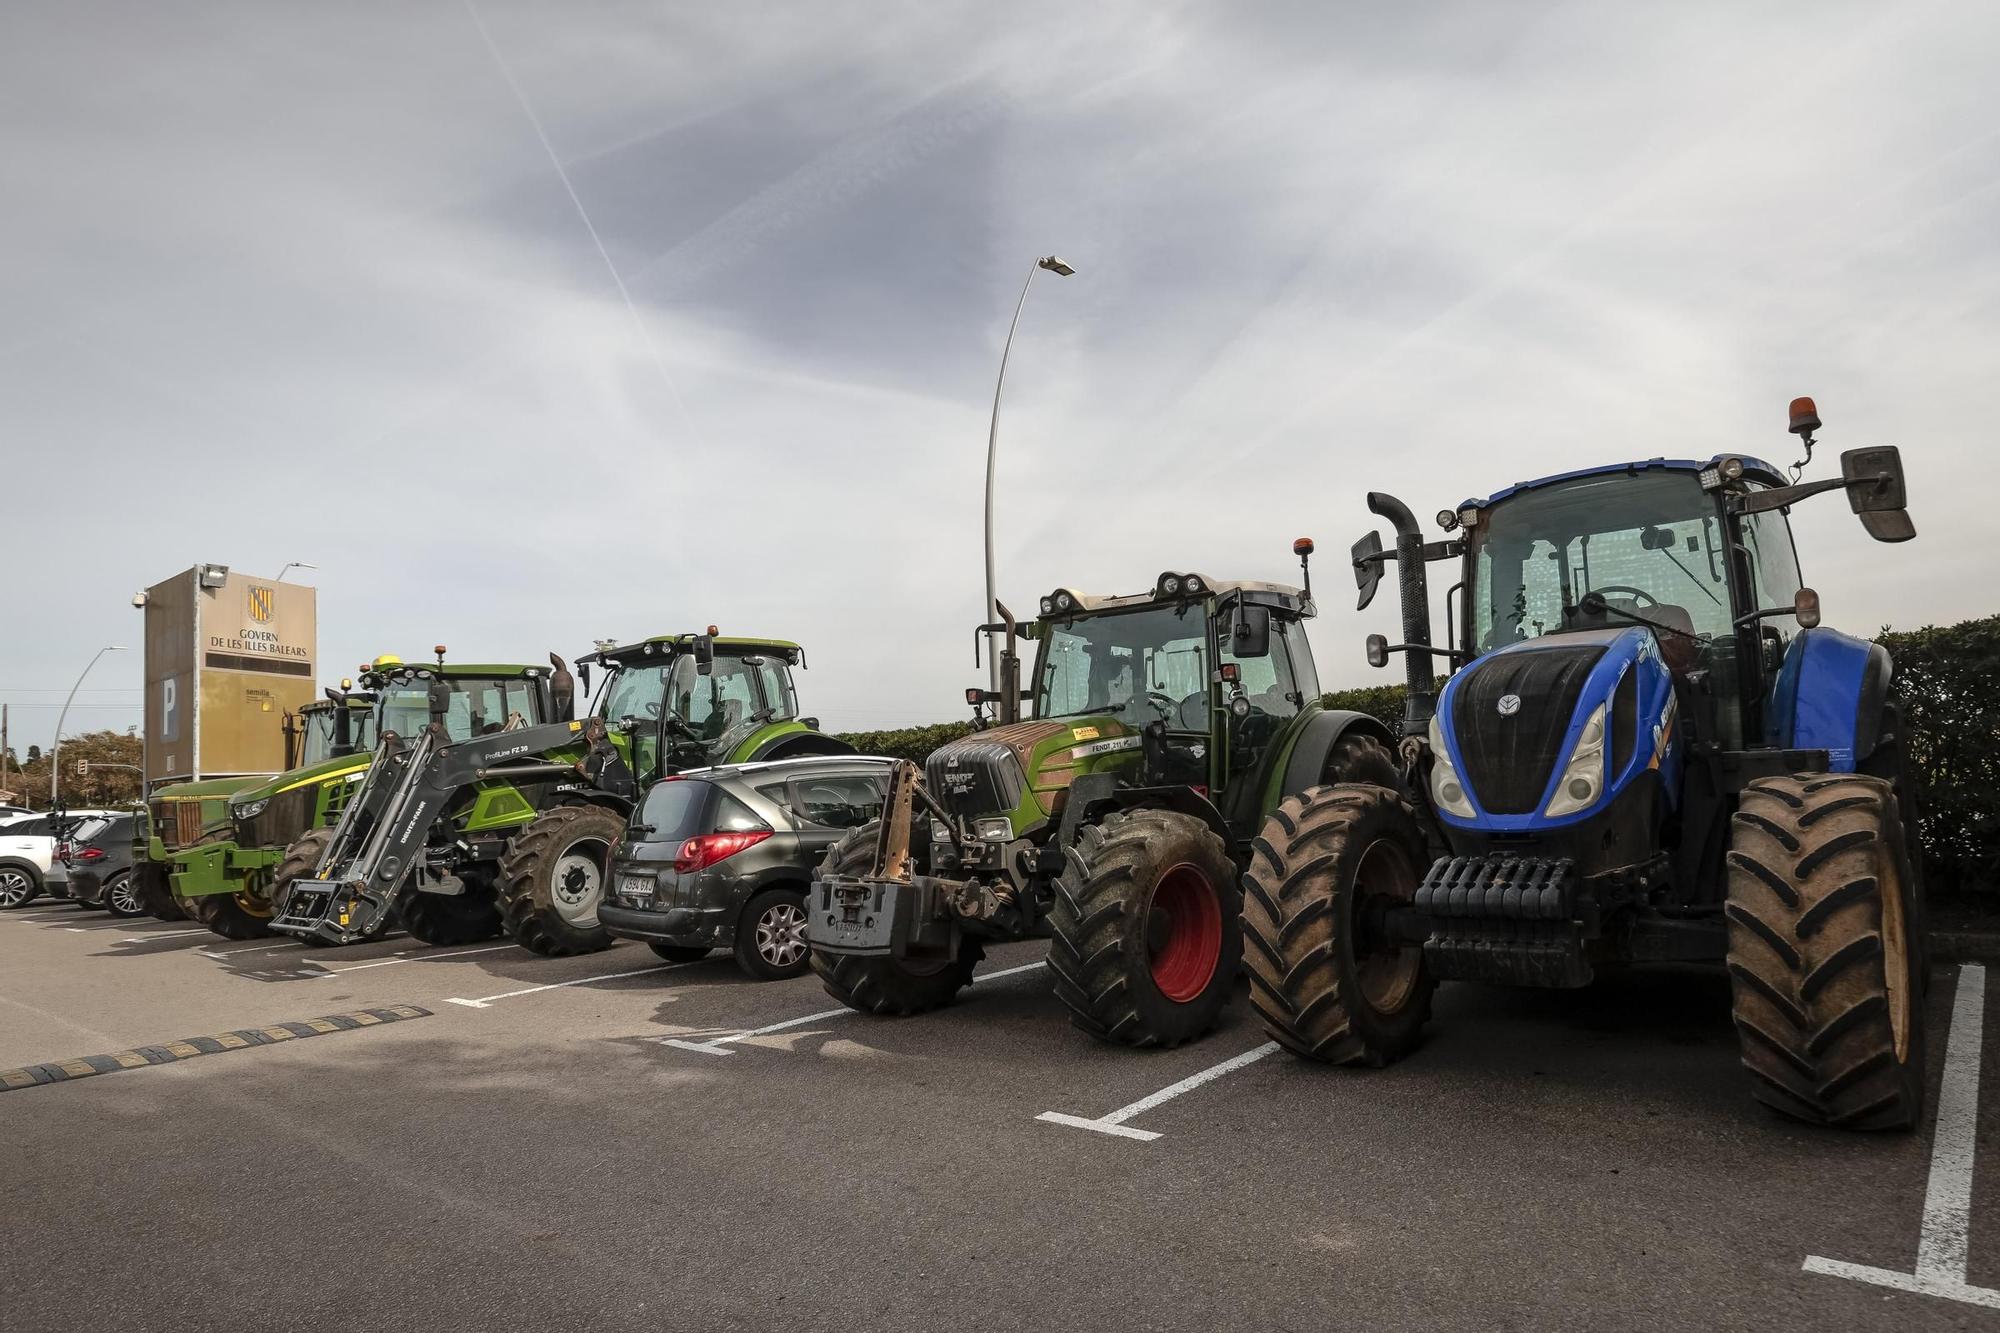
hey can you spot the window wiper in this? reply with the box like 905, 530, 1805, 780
1656, 544, 1723, 607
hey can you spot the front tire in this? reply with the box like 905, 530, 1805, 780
134, 861, 185, 921
496, 806, 622, 957
1726, 773, 1925, 1130
809, 822, 980, 1013
0, 865, 40, 910
1241, 784, 1434, 1065
400, 887, 503, 947
1047, 808, 1240, 1048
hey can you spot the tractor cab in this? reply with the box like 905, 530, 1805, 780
984, 570, 1321, 839
357, 651, 558, 743
283, 696, 377, 771
579, 632, 848, 783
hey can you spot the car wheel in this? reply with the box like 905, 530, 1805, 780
103, 873, 149, 918
0, 866, 41, 910
736, 886, 812, 981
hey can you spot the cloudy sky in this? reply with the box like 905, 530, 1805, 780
3, 1, 1995, 752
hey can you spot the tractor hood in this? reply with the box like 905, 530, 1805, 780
1433, 625, 1680, 832
926, 716, 1143, 832
230, 753, 372, 806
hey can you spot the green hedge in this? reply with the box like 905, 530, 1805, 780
1881, 615, 2000, 895
844, 615, 1997, 895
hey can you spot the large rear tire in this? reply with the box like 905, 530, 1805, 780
809, 822, 980, 1014
1725, 773, 1926, 1130
1241, 784, 1434, 1065
1047, 808, 1239, 1048
496, 806, 622, 957
134, 860, 184, 921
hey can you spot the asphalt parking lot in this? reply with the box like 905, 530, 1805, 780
2, 905, 1994, 1332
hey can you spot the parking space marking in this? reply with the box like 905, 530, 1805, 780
1037, 1041, 1281, 1142
0, 1005, 432, 1092
444, 960, 703, 1009
661, 959, 1049, 1055
1804, 963, 1997, 1309
132, 927, 214, 940
197, 940, 310, 959
310, 943, 516, 975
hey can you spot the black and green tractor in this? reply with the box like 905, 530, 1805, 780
167, 689, 378, 940
805, 547, 1401, 1049
270, 633, 850, 956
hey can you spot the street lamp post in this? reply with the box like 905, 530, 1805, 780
984, 254, 1076, 693
276, 561, 318, 582
51, 645, 128, 808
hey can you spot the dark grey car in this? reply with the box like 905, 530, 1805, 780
601, 756, 893, 980
63, 813, 143, 916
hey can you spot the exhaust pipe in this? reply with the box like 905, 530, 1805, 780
1366, 492, 1436, 735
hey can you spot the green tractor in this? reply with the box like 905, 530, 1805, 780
168, 690, 377, 940
135, 781, 280, 923
806, 549, 1400, 1048
271, 633, 850, 955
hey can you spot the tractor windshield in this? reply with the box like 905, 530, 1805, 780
375, 677, 541, 742
1468, 470, 1733, 656
297, 708, 374, 766
1035, 604, 1208, 727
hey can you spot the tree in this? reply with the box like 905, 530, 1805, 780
26, 744, 41, 763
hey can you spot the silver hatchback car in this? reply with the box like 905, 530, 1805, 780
600, 755, 894, 980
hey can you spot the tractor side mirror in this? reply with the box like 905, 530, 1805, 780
426, 677, 453, 725
1841, 446, 1914, 542
1365, 633, 1389, 669
1351, 531, 1385, 611
694, 634, 716, 677
1229, 604, 1272, 658
577, 662, 591, 695
549, 652, 576, 721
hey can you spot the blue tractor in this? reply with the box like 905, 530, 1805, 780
1242, 400, 1926, 1129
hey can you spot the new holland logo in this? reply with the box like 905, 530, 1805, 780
247, 585, 275, 624
1497, 693, 1522, 716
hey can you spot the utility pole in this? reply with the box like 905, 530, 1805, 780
1, 703, 10, 802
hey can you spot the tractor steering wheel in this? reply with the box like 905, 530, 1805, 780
1143, 690, 1180, 721
1588, 584, 1659, 609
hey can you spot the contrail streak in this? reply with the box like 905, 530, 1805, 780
462, 0, 694, 440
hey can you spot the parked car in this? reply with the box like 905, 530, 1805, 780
62, 813, 142, 917
0, 816, 55, 909
601, 756, 895, 979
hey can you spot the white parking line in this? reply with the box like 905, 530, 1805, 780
1038, 1041, 1282, 1142
661, 959, 1049, 1056
443, 960, 703, 1009
1804, 963, 1997, 1309
311, 943, 516, 975
128, 927, 213, 940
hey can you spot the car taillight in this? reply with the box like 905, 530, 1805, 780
55, 843, 70, 858
674, 829, 771, 874
78, 847, 106, 862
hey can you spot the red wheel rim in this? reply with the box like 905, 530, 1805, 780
1148, 862, 1223, 1003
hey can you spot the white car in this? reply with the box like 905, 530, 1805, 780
0, 817, 56, 908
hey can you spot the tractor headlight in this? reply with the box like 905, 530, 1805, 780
1040, 596, 1055, 615
1542, 702, 1608, 819
1160, 575, 1181, 596
973, 817, 1013, 843
1426, 715, 1476, 818
1183, 575, 1204, 594
232, 798, 269, 820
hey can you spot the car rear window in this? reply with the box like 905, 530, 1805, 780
636, 780, 715, 841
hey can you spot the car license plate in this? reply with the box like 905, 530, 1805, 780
617, 873, 654, 905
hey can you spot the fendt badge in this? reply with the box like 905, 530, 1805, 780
1497, 694, 1522, 716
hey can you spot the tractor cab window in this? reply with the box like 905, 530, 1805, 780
1035, 604, 1208, 730
298, 713, 337, 767
602, 661, 670, 728
751, 658, 800, 721
670, 655, 764, 741
375, 677, 538, 743
1469, 470, 1733, 656
1739, 505, 1804, 616
1219, 615, 1310, 722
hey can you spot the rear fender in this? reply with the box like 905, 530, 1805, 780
742, 723, 856, 762
1266, 706, 1399, 812
1056, 772, 1231, 852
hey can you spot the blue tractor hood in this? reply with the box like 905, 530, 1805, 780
1433, 625, 1683, 833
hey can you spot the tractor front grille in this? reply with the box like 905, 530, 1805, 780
238, 784, 315, 853
1451, 644, 1606, 815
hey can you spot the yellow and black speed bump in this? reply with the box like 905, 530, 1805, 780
0, 1005, 431, 1092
